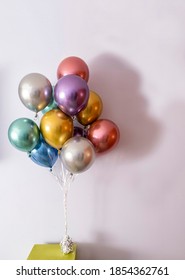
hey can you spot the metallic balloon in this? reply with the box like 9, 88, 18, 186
73, 126, 87, 137
54, 74, 89, 116
18, 73, 53, 113
42, 86, 58, 114
61, 136, 95, 174
57, 56, 89, 82
8, 118, 40, 152
40, 109, 73, 150
77, 90, 103, 125
42, 98, 58, 114
29, 137, 58, 168
87, 119, 120, 153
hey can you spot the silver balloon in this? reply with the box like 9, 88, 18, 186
61, 136, 95, 174
18, 73, 52, 113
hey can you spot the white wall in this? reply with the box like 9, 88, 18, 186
1, 0, 185, 259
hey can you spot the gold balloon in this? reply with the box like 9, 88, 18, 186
40, 109, 73, 150
77, 90, 103, 126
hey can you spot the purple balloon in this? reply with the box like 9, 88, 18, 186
54, 74, 89, 116
73, 126, 87, 137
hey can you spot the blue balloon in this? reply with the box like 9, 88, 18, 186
29, 137, 58, 168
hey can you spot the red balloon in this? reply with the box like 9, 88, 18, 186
87, 119, 120, 153
57, 56, 89, 82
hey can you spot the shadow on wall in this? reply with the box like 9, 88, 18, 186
81, 53, 163, 260
76, 242, 130, 260
88, 53, 162, 159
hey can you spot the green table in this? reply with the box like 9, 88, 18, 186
27, 244, 76, 260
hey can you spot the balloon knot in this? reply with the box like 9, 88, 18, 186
34, 112, 38, 121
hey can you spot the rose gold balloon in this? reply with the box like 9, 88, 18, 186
87, 119, 120, 153
57, 56, 89, 82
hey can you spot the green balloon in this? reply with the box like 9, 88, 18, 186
8, 118, 40, 152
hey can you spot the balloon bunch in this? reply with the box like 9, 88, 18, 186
8, 56, 120, 254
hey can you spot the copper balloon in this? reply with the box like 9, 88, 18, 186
40, 109, 73, 150
57, 56, 89, 82
77, 90, 103, 126
87, 119, 120, 153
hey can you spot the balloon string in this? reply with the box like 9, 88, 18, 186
33, 113, 40, 124
62, 171, 75, 237
50, 158, 75, 241
64, 187, 68, 236
50, 167, 69, 237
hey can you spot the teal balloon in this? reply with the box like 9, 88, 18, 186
42, 98, 58, 114
42, 86, 58, 114
8, 118, 40, 152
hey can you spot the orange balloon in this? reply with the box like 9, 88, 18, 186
87, 119, 120, 153
77, 90, 103, 126
57, 56, 89, 82
40, 109, 73, 150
